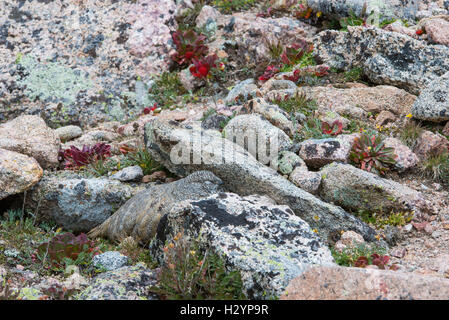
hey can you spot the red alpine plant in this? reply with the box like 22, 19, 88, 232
189, 54, 218, 79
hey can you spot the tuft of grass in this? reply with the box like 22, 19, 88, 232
272, 93, 317, 116
150, 72, 187, 109
344, 67, 364, 82
121, 146, 163, 176
151, 232, 246, 300
420, 152, 449, 184
212, 0, 257, 13
398, 121, 424, 149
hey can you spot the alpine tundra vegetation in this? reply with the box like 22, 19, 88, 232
1, 0, 449, 301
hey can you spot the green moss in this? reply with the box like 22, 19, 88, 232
212, 0, 257, 13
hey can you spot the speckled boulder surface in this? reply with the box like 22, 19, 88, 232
281, 265, 449, 300
319, 163, 430, 215
26, 172, 145, 232
313, 26, 449, 94
424, 17, 449, 46
297, 134, 357, 169
153, 193, 335, 299
383, 137, 419, 172
0, 0, 177, 128
223, 114, 293, 165
0, 115, 60, 169
110, 165, 144, 182
411, 71, 449, 122
0, 148, 43, 200
240, 98, 296, 137
77, 263, 158, 300
145, 119, 377, 242
297, 85, 416, 117
93, 251, 129, 271
196, 6, 318, 68
307, 0, 424, 22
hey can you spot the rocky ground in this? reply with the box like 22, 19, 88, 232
1, 0, 449, 300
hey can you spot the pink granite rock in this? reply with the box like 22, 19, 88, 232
281, 265, 449, 300
384, 137, 419, 172
424, 18, 449, 46
414, 130, 449, 160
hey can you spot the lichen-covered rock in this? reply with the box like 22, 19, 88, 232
383, 137, 419, 172
93, 251, 129, 271
153, 193, 335, 299
26, 172, 145, 232
289, 167, 322, 195
145, 119, 377, 242
88, 171, 224, 243
55, 125, 83, 142
313, 26, 449, 94
0, 148, 43, 200
276, 151, 306, 175
297, 134, 357, 169
320, 163, 430, 215
281, 265, 449, 300
307, 0, 423, 23
223, 114, 293, 166
110, 166, 144, 182
411, 71, 449, 122
0, 0, 177, 128
225, 79, 259, 105
0, 115, 60, 169
77, 263, 158, 300
297, 85, 416, 117
240, 98, 297, 137
196, 7, 318, 70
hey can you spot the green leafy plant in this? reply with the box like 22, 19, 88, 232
339, 7, 367, 31
331, 243, 392, 268
120, 145, 163, 176
152, 232, 245, 300
350, 132, 397, 175
356, 210, 414, 229
344, 67, 364, 82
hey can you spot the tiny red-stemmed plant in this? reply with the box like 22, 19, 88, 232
143, 103, 158, 115
259, 65, 280, 82
350, 133, 397, 175
59, 143, 111, 169
322, 120, 343, 136
36, 233, 100, 268
189, 54, 219, 79
171, 30, 209, 66
354, 254, 399, 270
